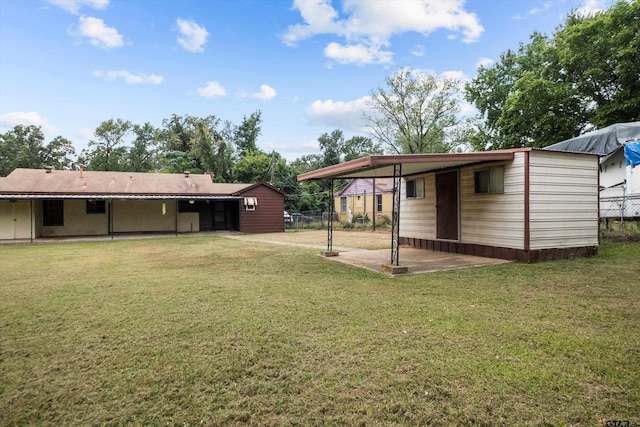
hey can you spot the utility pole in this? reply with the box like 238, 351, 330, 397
270, 151, 275, 185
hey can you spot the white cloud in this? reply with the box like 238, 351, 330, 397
0, 111, 57, 134
46, 0, 108, 14
282, 0, 484, 65
70, 16, 123, 49
176, 18, 210, 53
528, 1, 553, 15
306, 96, 372, 131
251, 84, 277, 100
196, 81, 227, 98
575, 0, 607, 16
324, 42, 393, 65
476, 57, 493, 69
93, 70, 163, 84
411, 44, 425, 57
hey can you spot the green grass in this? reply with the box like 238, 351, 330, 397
1, 237, 639, 426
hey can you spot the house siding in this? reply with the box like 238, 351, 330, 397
239, 185, 284, 233
399, 174, 436, 239
459, 155, 526, 249
111, 200, 176, 233
0, 200, 32, 239
528, 150, 599, 249
40, 199, 110, 237
334, 179, 394, 222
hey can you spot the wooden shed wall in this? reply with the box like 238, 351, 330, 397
239, 185, 285, 233
528, 150, 599, 250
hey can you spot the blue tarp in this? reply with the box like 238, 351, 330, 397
625, 142, 640, 168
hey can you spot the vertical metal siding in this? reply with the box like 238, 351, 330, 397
239, 185, 285, 233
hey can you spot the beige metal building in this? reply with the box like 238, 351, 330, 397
300, 148, 600, 263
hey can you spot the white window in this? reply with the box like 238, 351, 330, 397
474, 166, 504, 194
244, 197, 257, 211
405, 178, 424, 199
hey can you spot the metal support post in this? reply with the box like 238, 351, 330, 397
391, 164, 401, 265
327, 180, 334, 252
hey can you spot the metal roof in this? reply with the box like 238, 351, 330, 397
298, 150, 524, 181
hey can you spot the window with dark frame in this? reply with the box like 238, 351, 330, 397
43, 199, 64, 226
376, 194, 382, 212
474, 166, 505, 194
86, 199, 106, 214
340, 197, 347, 212
405, 178, 424, 199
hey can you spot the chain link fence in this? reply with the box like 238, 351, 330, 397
600, 195, 640, 221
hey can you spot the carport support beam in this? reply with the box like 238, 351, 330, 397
321, 179, 339, 257
391, 163, 401, 266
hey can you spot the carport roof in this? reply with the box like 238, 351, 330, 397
297, 149, 526, 181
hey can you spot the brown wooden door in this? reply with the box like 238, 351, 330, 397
436, 171, 459, 240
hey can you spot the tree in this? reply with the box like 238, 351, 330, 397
466, 1, 639, 149
128, 122, 158, 172
42, 136, 76, 171
232, 150, 271, 183
342, 135, 383, 161
554, 0, 640, 127
234, 111, 262, 158
364, 68, 464, 154
318, 130, 343, 168
158, 114, 234, 180
0, 125, 76, 176
82, 118, 132, 171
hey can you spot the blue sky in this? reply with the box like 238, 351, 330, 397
0, 0, 616, 161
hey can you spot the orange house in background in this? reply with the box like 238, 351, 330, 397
333, 178, 394, 223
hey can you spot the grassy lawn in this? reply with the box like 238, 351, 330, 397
1, 235, 639, 426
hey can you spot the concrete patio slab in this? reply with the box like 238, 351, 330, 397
327, 247, 510, 275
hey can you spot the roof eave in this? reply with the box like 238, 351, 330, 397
297, 151, 521, 182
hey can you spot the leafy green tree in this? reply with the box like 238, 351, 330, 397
128, 122, 159, 172
555, 0, 640, 127
234, 111, 262, 158
342, 135, 383, 161
158, 114, 233, 180
365, 68, 464, 154
82, 118, 132, 171
0, 125, 76, 176
466, 1, 639, 149
233, 150, 271, 183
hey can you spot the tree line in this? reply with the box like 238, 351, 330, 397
0, 112, 382, 213
2, 1, 637, 210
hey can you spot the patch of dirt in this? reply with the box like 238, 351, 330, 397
242, 229, 392, 249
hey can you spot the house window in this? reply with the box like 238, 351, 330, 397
244, 197, 257, 211
178, 200, 199, 212
405, 178, 424, 199
474, 166, 504, 194
43, 199, 64, 226
340, 197, 347, 212
86, 199, 106, 214
376, 194, 382, 212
